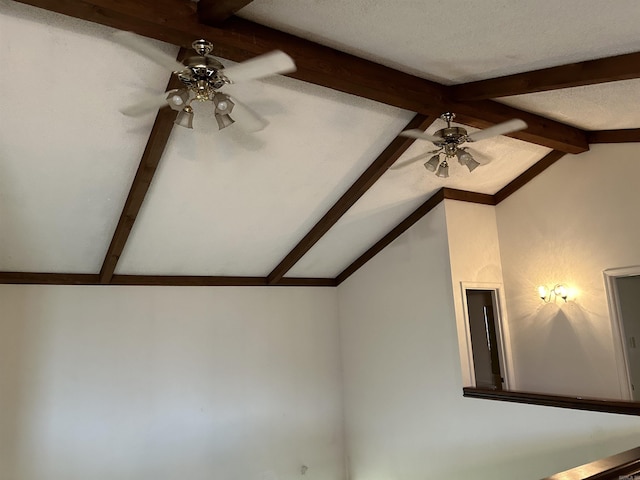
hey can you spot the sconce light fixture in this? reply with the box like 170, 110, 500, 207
538, 284, 569, 303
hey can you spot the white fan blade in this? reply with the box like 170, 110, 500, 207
113, 31, 185, 73
120, 92, 170, 117
230, 98, 269, 132
389, 150, 440, 170
399, 129, 443, 144
223, 51, 296, 83
467, 119, 527, 142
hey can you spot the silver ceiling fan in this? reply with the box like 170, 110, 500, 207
392, 113, 528, 177
115, 32, 296, 132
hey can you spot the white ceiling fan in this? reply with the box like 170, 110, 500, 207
115, 32, 296, 132
392, 113, 528, 177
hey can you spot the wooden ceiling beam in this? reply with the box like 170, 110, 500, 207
198, 0, 254, 25
452, 51, 640, 101
98, 56, 187, 284
0, 272, 100, 285
0, 273, 335, 286
588, 128, 640, 144
14, 0, 588, 154
267, 114, 433, 284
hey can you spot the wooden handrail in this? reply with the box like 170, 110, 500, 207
542, 446, 640, 479
463, 387, 640, 416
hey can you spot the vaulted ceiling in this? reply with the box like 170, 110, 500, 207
2, 0, 640, 287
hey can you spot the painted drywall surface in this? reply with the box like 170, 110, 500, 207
337, 203, 640, 480
443, 200, 509, 387
496, 143, 640, 399
0, 285, 344, 480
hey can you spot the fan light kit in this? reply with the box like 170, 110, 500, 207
394, 113, 528, 177
116, 33, 297, 131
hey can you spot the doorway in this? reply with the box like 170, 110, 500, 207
604, 266, 640, 401
464, 289, 507, 390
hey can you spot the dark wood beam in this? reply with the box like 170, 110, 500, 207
0, 273, 335, 286
443, 188, 495, 205
336, 189, 446, 285
14, 0, 589, 154
111, 276, 337, 286
0, 272, 99, 285
452, 51, 640, 101
98, 58, 186, 284
494, 150, 566, 204
198, 0, 253, 25
267, 114, 433, 284
588, 128, 640, 144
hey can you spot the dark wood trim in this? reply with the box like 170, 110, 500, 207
588, 129, 640, 144
198, 0, 253, 24
98, 61, 186, 284
267, 114, 433, 284
463, 387, 640, 416
453, 51, 640, 101
494, 150, 566, 204
443, 188, 496, 205
271, 277, 337, 287
543, 446, 640, 480
111, 275, 335, 286
0, 272, 100, 285
110, 275, 267, 286
14, 0, 589, 153
336, 188, 446, 285
0, 273, 335, 287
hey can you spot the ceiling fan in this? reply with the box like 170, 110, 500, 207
115, 32, 296, 132
392, 113, 528, 177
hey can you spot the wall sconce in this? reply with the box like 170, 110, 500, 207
538, 284, 569, 303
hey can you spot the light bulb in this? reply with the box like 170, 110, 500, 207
538, 285, 548, 300
217, 100, 228, 111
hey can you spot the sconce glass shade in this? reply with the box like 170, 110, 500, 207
538, 284, 570, 302
465, 156, 480, 172
436, 161, 449, 178
554, 284, 568, 300
538, 285, 548, 300
424, 154, 440, 172
175, 105, 194, 129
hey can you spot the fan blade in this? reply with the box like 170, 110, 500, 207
399, 129, 443, 144
467, 119, 527, 142
223, 51, 296, 83
120, 92, 171, 117
113, 31, 185, 73
230, 98, 269, 132
389, 150, 440, 170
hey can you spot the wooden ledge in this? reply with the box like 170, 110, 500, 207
463, 387, 640, 416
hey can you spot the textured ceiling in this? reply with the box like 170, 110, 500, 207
238, 0, 640, 84
1, 0, 639, 280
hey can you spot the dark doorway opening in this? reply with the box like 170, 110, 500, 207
465, 289, 504, 390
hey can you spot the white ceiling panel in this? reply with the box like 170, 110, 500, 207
498, 79, 640, 130
239, 0, 640, 84
115, 74, 413, 276
288, 119, 550, 277
0, 3, 178, 272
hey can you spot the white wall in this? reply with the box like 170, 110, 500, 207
338, 203, 640, 480
496, 143, 640, 399
0, 285, 344, 480
444, 200, 511, 387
